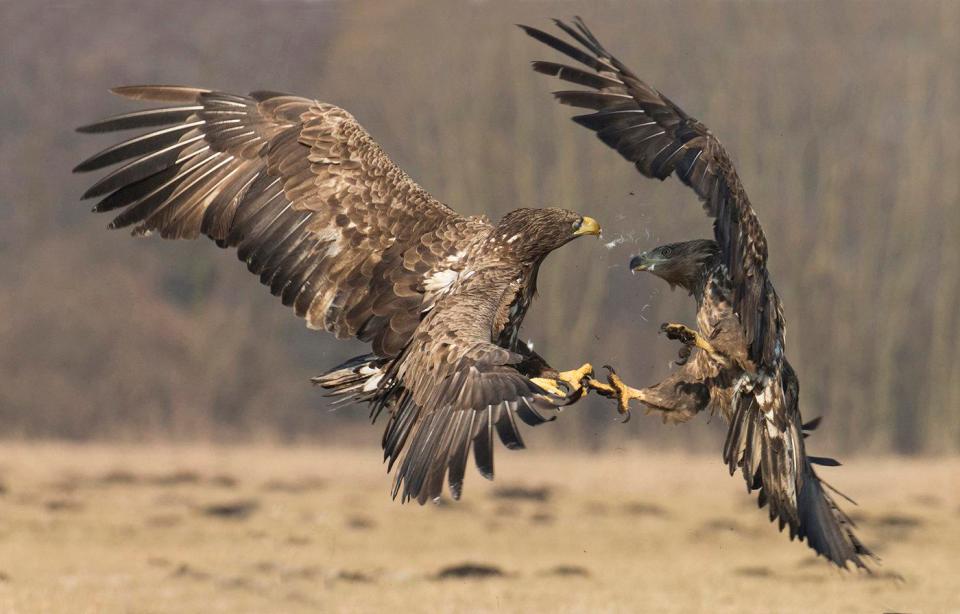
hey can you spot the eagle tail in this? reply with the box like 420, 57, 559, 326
794, 456, 877, 570
729, 395, 877, 571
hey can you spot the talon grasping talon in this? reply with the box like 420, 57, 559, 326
557, 363, 593, 394
586, 365, 647, 422
531, 363, 594, 399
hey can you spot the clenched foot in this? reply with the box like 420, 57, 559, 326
531, 363, 594, 399
661, 322, 724, 363
557, 363, 594, 394
585, 366, 648, 422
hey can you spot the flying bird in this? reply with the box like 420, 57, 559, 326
524, 18, 875, 570
74, 86, 601, 504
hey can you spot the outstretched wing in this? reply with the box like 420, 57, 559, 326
75, 86, 488, 357
522, 20, 778, 367
724, 362, 875, 570
376, 273, 559, 504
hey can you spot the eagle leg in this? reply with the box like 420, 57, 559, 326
531, 363, 594, 399
585, 365, 648, 422
660, 322, 723, 363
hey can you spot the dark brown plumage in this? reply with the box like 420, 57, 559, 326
525, 18, 875, 571
75, 86, 600, 503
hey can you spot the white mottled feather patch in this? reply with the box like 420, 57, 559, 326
424, 269, 460, 295
363, 373, 384, 391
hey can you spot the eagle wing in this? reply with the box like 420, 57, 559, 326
380, 276, 560, 504
75, 86, 488, 357
526, 21, 875, 570
521, 20, 777, 367
77, 86, 561, 503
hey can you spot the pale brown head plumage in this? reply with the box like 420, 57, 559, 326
491, 207, 601, 262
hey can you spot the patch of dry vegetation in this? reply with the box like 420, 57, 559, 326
0, 442, 956, 613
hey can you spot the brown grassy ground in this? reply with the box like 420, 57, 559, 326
0, 443, 955, 613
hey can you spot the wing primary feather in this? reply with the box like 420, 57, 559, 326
90, 162, 182, 213
530, 61, 622, 90
472, 408, 495, 480
76, 106, 203, 133
73, 121, 204, 172
553, 90, 633, 110
494, 401, 525, 450
552, 18, 603, 56
447, 411, 475, 500
518, 25, 602, 70
111, 85, 210, 102
108, 152, 224, 229
80, 136, 206, 199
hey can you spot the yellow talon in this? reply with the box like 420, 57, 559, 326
557, 363, 594, 394
531, 377, 566, 398
531, 363, 593, 399
586, 366, 647, 421
661, 323, 723, 363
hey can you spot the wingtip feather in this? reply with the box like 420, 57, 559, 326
110, 85, 209, 102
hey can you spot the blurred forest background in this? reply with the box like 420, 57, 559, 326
1, 0, 957, 454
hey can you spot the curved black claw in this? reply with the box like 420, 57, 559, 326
561, 382, 586, 406
601, 365, 633, 423
675, 345, 692, 366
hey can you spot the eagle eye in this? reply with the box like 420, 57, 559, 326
662, 246, 674, 258
572, 218, 582, 232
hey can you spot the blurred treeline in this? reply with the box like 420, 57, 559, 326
1, 0, 957, 453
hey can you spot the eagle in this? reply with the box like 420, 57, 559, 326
524, 19, 876, 570
74, 85, 602, 504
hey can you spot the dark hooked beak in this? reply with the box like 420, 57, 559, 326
629, 252, 651, 272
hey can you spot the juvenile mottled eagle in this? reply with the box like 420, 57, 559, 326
525, 19, 875, 570
75, 86, 601, 503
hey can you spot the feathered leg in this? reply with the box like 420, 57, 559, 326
587, 366, 709, 424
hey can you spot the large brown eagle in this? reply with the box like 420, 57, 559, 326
75, 86, 601, 504
524, 19, 876, 570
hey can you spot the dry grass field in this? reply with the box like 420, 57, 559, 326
0, 443, 956, 613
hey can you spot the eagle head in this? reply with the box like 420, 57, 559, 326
493, 208, 601, 260
629, 239, 718, 292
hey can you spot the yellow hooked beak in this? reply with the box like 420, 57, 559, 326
574, 216, 601, 237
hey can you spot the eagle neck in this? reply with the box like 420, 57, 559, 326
495, 258, 543, 350
691, 261, 720, 305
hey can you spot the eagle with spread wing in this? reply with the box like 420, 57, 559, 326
524, 19, 876, 570
75, 86, 601, 504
